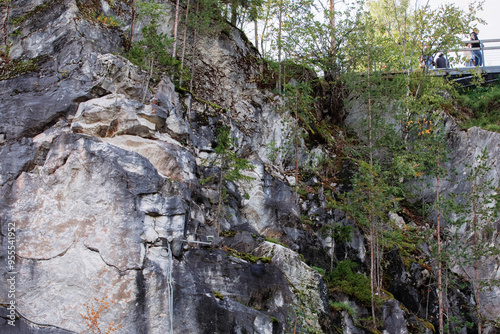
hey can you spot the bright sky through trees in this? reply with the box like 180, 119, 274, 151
242, 0, 499, 66
429, 0, 499, 65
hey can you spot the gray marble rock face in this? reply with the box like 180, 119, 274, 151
0, 1, 332, 333
1, 0, 499, 332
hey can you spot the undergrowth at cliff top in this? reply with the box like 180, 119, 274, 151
455, 83, 500, 133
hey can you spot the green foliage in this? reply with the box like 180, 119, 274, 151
326, 260, 375, 306
444, 314, 474, 333
187, 0, 226, 36
213, 291, 224, 299
381, 227, 420, 260
286, 302, 322, 334
96, 14, 122, 28
336, 161, 395, 229
203, 126, 255, 231
10, 0, 54, 26
300, 214, 313, 225
456, 83, 500, 132
265, 237, 286, 247
0, 55, 47, 80
223, 0, 263, 26
446, 148, 500, 285
213, 127, 255, 184
362, 0, 484, 73
265, 140, 280, 164
330, 301, 357, 319
311, 266, 325, 276
282, 81, 316, 135
125, 1, 182, 78
333, 224, 354, 244
222, 245, 271, 263
220, 230, 238, 237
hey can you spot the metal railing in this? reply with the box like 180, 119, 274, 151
440, 39, 500, 70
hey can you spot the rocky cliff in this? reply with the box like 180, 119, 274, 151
0, 0, 498, 333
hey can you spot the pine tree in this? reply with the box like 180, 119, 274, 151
203, 126, 255, 233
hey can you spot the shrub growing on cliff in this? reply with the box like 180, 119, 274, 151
202, 126, 255, 233
457, 83, 500, 133
326, 259, 375, 306
444, 148, 500, 333
125, 1, 182, 80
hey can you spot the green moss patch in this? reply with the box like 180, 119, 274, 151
222, 245, 271, 264
0, 55, 48, 80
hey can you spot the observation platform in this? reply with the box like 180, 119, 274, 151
430, 66, 500, 87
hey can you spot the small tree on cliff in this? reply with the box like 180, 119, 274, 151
125, 1, 183, 97
203, 126, 255, 233
445, 148, 500, 333
337, 160, 394, 329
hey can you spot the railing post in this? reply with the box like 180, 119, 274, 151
481, 41, 485, 70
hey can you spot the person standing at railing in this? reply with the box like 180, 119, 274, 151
464, 42, 473, 66
436, 53, 447, 69
470, 28, 482, 66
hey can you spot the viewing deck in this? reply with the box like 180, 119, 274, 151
430, 66, 500, 87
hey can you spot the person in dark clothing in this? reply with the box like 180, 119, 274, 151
436, 53, 447, 68
470, 29, 482, 66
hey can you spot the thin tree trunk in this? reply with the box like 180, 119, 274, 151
368, 51, 377, 330
231, 0, 237, 26
254, 19, 258, 51
172, 0, 181, 58
437, 157, 444, 334
472, 175, 482, 334
329, 0, 335, 57
277, 0, 283, 92
129, 0, 137, 48
260, 2, 271, 57
2, 0, 11, 53
189, 2, 199, 92
370, 215, 376, 329
294, 94, 299, 203
216, 165, 223, 234
330, 236, 334, 272
142, 57, 154, 103
179, 0, 191, 85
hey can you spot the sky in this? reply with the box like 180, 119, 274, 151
244, 0, 500, 66
429, 0, 500, 66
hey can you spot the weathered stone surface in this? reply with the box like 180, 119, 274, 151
0, 139, 37, 187
3, 133, 162, 267
103, 135, 196, 182
382, 299, 408, 334
0, 0, 133, 141
429, 126, 500, 322
253, 242, 329, 333
71, 95, 165, 138
2, 0, 499, 332
241, 162, 300, 234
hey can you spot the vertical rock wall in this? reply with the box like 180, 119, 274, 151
0, 1, 331, 333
